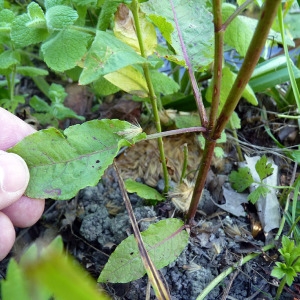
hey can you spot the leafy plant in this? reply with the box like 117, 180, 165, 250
2, 0, 299, 299
271, 236, 300, 300
229, 154, 274, 204
30, 83, 85, 127
1, 236, 110, 300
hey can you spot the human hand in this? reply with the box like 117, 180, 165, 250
0, 108, 45, 260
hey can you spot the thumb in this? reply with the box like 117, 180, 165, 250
0, 151, 29, 210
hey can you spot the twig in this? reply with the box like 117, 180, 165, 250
113, 162, 170, 300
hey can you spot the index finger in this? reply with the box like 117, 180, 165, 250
0, 108, 36, 150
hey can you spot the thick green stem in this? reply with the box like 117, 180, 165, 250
186, 0, 282, 223
131, 0, 169, 192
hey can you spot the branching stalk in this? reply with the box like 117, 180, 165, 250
131, 0, 169, 192
186, 0, 282, 223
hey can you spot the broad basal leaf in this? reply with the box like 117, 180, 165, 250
41, 29, 91, 72
79, 30, 147, 85
98, 218, 189, 283
8, 119, 145, 200
141, 0, 214, 70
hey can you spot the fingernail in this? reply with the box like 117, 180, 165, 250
0, 152, 29, 193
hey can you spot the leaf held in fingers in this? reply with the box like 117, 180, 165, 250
8, 119, 145, 200
98, 218, 189, 283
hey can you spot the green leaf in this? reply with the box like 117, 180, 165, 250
29, 96, 51, 112
0, 50, 20, 70
222, 3, 254, 57
1, 260, 32, 300
8, 119, 144, 200
46, 5, 78, 29
141, 0, 214, 70
16, 66, 49, 77
228, 111, 241, 130
104, 65, 149, 97
27, 2, 45, 21
114, 3, 157, 56
150, 69, 180, 95
175, 114, 201, 129
125, 179, 165, 201
48, 83, 67, 103
92, 76, 120, 96
229, 167, 254, 192
51, 104, 85, 121
23, 245, 109, 299
79, 30, 147, 85
0, 9, 15, 34
255, 155, 274, 181
250, 56, 300, 93
98, 218, 189, 283
98, 0, 123, 31
248, 185, 269, 204
206, 66, 258, 109
11, 12, 49, 47
271, 263, 286, 280
41, 29, 91, 72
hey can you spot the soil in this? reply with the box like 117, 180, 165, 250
1, 82, 300, 300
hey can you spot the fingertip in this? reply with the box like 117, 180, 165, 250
2, 196, 45, 228
0, 212, 16, 261
0, 151, 30, 209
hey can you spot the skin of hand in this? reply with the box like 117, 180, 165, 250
0, 107, 45, 260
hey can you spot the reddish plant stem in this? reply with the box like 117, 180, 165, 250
186, 0, 282, 223
208, 0, 224, 133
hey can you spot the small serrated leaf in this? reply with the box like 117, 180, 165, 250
125, 179, 165, 201
255, 155, 274, 181
229, 167, 254, 192
98, 218, 189, 283
8, 119, 141, 200
248, 185, 269, 204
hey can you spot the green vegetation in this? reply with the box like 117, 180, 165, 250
1, 0, 300, 299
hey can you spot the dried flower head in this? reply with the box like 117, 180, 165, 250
182, 261, 202, 273
116, 122, 142, 140
168, 179, 195, 212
